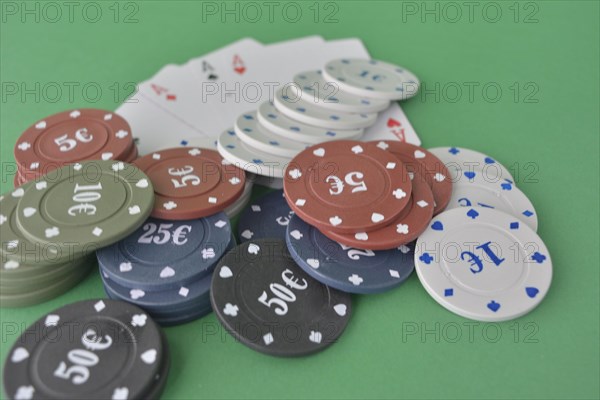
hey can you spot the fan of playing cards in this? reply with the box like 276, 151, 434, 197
118, 36, 420, 185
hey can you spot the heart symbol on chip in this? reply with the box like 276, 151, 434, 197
136, 179, 149, 188
313, 148, 325, 157
247, 243, 260, 255
288, 168, 302, 179
128, 206, 141, 215
23, 208, 36, 218
464, 171, 476, 180
414, 150, 426, 159
12, 188, 24, 198
4, 260, 19, 270
101, 152, 113, 160
73, 163, 82, 171
434, 173, 446, 182
11, 347, 29, 363
354, 232, 368, 241
329, 216, 342, 226
351, 145, 363, 154
289, 230, 303, 240
36, 181, 47, 190
307, 259, 320, 269
219, 266, 233, 278
119, 262, 132, 272
241, 230, 253, 239
141, 349, 157, 364
309, 331, 323, 344
371, 213, 384, 223
160, 267, 175, 278
35, 121, 47, 129
334, 304, 347, 316
112, 388, 129, 400
130, 289, 145, 300
526, 287, 539, 298
45, 227, 59, 238
431, 221, 444, 231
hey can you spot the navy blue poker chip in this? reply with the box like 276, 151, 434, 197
237, 190, 294, 242
286, 214, 415, 294
97, 213, 231, 291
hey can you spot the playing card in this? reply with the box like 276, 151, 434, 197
362, 102, 420, 145
116, 88, 212, 155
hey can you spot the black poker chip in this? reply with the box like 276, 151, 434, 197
3, 299, 167, 400
210, 239, 352, 357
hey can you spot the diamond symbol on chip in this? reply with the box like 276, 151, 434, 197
188, 148, 201, 156
393, 188, 407, 199
45, 314, 60, 326
92, 227, 103, 237
94, 300, 106, 312
103, 113, 113, 121
399, 245, 410, 253
263, 333, 274, 345
163, 201, 177, 210
214, 219, 227, 228
202, 248, 216, 259
17, 142, 31, 151
112, 388, 129, 400
295, 198, 306, 206
224, 303, 239, 317
389, 269, 400, 278
115, 129, 128, 138
35, 121, 47, 129
386, 162, 396, 169
152, 153, 161, 160
417, 200, 429, 208
179, 287, 190, 297
0, 214, 6, 225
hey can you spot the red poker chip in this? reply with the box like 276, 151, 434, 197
321, 171, 434, 250
371, 140, 452, 215
133, 147, 246, 220
284, 140, 412, 234
14, 109, 133, 175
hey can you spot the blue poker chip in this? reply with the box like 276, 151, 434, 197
152, 302, 213, 327
237, 190, 294, 242
286, 214, 415, 294
97, 213, 231, 291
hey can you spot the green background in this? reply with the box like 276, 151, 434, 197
1, 1, 599, 399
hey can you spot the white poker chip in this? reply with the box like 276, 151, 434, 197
415, 207, 552, 322
217, 128, 290, 178
322, 59, 420, 100
429, 146, 515, 182
257, 101, 363, 144
293, 70, 390, 113
446, 171, 538, 231
234, 111, 309, 158
273, 88, 377, 130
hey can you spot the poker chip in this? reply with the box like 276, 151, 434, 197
284, 140, 412, 233
234, 111, 310, 157
428, 146, 515, 182
274, 88, 378, 130
446, 171, 538, 231
224, 178, 253, 218
14, 109, 135, 180
2, 299, 167, 399
415, 207, 552, 321
257, 101, 364, 144
134, 147, 246, 220
237, 190, 293, 243
15, 160, 154, 261
373, 140, 452, 215
286, 214, 414, 294
322, 59, 420, 100
211, 239, 352, 357
293, 70, 390, 113
97, 212, 231, 290
217, 128, 290, 178
322, 172, 434, 250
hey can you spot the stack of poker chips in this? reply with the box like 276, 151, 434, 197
96, 147, 246, 326
217, 59, 420, 190
1, 160, 154, 307
13, 109, 140, 186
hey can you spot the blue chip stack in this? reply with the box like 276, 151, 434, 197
97, 212, 234, 326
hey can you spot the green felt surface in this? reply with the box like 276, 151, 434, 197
1, 1, 599, 399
